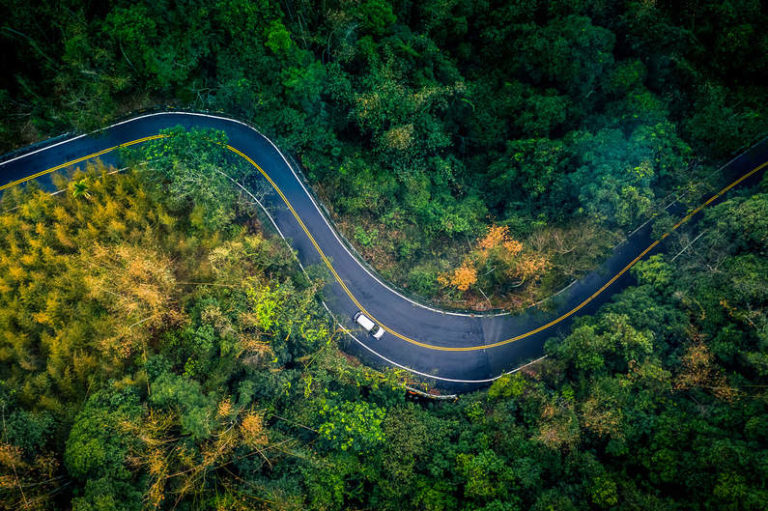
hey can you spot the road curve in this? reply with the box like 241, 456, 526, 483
1, 112, 767, 392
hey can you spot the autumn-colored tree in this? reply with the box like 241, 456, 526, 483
439, 263, 477, 292
475, 225, 549, 287
438, 225, 549, 308
116, 384, 273, 509
674, 331, 738, 401
84, 242, 178, 362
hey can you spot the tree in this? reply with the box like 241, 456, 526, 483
517, 15, 615, 100
317, 397, 386, 453
124, 126, 242, 232
550, 312, 654, 376
64, 389, 143, 511
149, 371, 216, 441
456, 449, 518, 505
355, 0, 397, 36
439, 225, 549, 308
440, 263, 477, 292
486, 138, 568, 217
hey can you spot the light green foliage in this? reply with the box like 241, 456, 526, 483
355, 0, 397, 36
149, 372, 216, 440
64, 388, 141, 485
632, 254, 674, 294
456, 450, 516, 502
487, 373, 527, 400
249, 283, 282, 332
703, 194, 768, 253
317, 397, 386, 453
244, 274, 330, 363
551, 312, 654, 375
589, 475, 619, 508
353, 225, 378, 247
265, 20, 293, 55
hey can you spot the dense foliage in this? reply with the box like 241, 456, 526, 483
0, 147, 406, 509
2, 1, 768, 510
1, 144, 767, 510
1, 0, 766, 309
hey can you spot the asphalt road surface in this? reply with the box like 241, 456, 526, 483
1, 112, 766, 392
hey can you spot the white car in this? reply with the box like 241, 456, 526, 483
353, 311, 385, 339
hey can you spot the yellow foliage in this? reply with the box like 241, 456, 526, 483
0, 443, 25, 471
217, 397, 233, 419
0, 443, 60, 509
478, 225, 526, 264
503, 239, 523, 256
437, 225, 551, 303
54, 222, 75, 249
534, 413, 580, 451
128, 404, 265, 509
383, 124, 415, 151
0, 167, 204, 404
147, 448, 167, 478
674, 337, 738, 401
7, 265, 25, 283
440, 263, 477, 292
479, 225, 549, 286
479, 225, 509, 252
238, 334, 273, 369
239, 411, 268, 448
510, 252, 550, 283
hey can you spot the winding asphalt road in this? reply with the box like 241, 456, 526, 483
1, 112, 766, 392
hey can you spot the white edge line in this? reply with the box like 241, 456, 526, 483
0, 111, 554, 384
223, 167, 546, 384
2, 112, 766, 321
8, 112, 760, 383
197, 113, 506, 317
0, 111, 509, 318
0, 132, 84, 166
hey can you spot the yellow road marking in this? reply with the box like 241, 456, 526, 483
4, 133, 767, 351
0, 135, 166, 191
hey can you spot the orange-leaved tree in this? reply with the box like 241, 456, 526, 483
439, 263, 478, 292
439, 225, 549, 308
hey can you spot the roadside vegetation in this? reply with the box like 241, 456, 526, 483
1, 1, 768, 509
2, 0, 766, 310
1, 147, 766, 510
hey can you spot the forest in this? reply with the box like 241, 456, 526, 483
1, 0, 767, 509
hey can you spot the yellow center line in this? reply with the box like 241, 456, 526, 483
4, 133, 767, 352
0, 135, 166, 191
